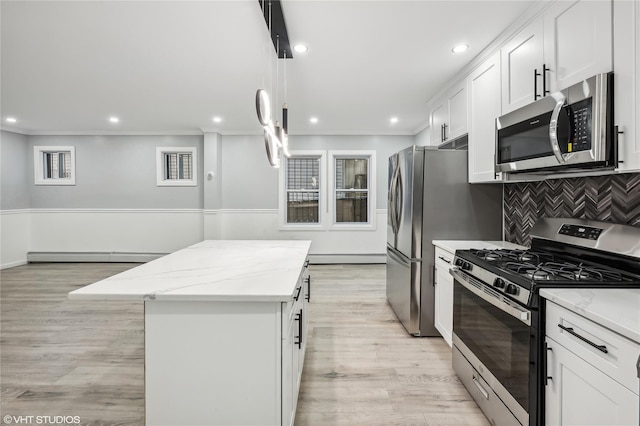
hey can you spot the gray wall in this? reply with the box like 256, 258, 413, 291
28, 135, 204, 209
1, 130, 30, 210
220, 134, 414, 209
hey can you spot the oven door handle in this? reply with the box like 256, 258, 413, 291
549, 91, 567, 164
450, 267, 531, 326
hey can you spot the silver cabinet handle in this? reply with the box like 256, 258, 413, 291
549, 91, 567, 165
472, 375, 489, 400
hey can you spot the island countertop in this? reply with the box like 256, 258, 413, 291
68, 240, 312, 302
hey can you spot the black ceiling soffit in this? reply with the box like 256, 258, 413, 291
257, 0, 293, 59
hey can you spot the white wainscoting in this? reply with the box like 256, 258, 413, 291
29, 209, 204, 254
2, 209, 387, 268
0, 210, 31, 269
217, 209, 388, 263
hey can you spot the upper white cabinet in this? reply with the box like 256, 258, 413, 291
430, 80, 468, 145
613, 0, 640, 172
543, 0, 612, 93
501, 0, 612, 115
468, 52, 502, 183
501, 19, 544, 114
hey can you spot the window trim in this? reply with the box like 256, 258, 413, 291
33, 146, 76, 186
328, 150, 376, 230
279, 150, 327, 230
156, 147, 197, 187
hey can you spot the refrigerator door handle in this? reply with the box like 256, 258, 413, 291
390, 166, 399, 234
387, 245, 420, 265
394, 166, 403, 232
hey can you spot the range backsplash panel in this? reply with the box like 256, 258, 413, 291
504, 173, 640, 246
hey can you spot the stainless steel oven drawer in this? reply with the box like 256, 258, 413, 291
453, 345, 523, 426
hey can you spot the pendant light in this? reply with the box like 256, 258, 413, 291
255, 1, 291, 168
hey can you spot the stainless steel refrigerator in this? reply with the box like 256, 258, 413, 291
386, 145, 503, 336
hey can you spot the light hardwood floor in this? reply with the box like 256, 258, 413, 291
1, 263, 488, 426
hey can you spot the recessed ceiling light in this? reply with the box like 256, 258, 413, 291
6, 117, 17, 123
109, 116, 119, 123
293, 44, 308, 53
390, 117, 399, 124
452, 44, 469, 54
309, 117, 318, 124
213, 116, 222, 123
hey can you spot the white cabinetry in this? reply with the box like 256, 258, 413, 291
614, 0, 640, 172
543, 0, 612, 93
430, 80, 468, 145
434, 247, 454, 347
145, 261, 311, 426
501, 19, 544, 114
501, 0, 612, 115
545, 302, 640, 426
468, 52, 502, 183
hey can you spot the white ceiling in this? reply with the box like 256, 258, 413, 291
1, 0, 536, 136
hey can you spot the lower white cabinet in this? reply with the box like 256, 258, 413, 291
145, 263, 310, 426
434, 247, 454, 347
545, 302, 640, 426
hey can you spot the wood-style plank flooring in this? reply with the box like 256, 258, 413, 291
1, 263, 488, 426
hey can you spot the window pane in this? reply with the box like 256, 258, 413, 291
43, 151, 71, 179
336, 191, 368, 223
287, 192, 319, 223
287, 157, 319, 190
335, 158, 367, 190
164, 152, 192, 180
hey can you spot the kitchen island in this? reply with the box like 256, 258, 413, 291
69, 240, 312, 426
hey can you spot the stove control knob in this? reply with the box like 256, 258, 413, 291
462, 261, 472, 271
455, 258, 464, 267
493, 278, 505, 289
505, 283, 519, 295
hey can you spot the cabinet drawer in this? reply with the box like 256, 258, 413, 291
546, 301, 640, 395
435, 247, 454, 270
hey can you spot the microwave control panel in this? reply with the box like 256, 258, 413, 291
566, 97, 592, 153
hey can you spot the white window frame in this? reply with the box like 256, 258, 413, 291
328, 150, 376, 230
156, 147, 197, 186
34, 146, 76, 186
279, 150, 327, 230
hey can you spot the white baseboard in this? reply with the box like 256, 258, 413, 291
309, 254, 386, 264
27, 252, 166, 263
0, 260, 28, 270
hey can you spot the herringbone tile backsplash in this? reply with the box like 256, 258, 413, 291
504, 173, 640, 246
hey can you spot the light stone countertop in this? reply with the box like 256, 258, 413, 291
68, 240, 311, 302
540, 288, 640, 344
432, 240, 527, 254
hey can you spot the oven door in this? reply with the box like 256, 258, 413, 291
451, 268, 531, 425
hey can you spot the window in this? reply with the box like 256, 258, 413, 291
34, 146, 76, 185
330, 151, 376, 227
279, 149, 376, 230
156, 147, 197, 186
280, 151, 326, 228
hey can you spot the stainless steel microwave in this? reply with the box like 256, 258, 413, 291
496, 73, 614, 173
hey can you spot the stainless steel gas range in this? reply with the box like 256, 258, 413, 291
450, 218, 640, 426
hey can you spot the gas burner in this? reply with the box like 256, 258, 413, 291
527, 269, 551, 280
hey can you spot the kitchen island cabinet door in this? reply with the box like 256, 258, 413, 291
468, 51, 502, 183
545, 336, 639, 426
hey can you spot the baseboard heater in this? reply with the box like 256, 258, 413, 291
308, 253, 386, 264
27, 252, 167, 263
